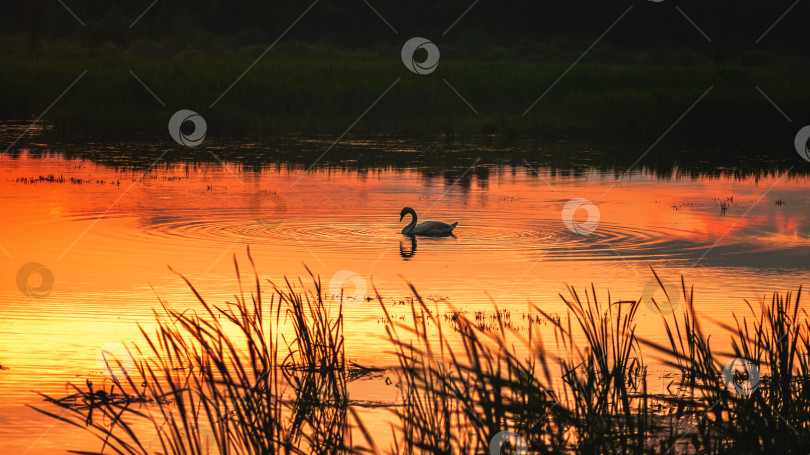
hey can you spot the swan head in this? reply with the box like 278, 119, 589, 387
399, 206, 415, 222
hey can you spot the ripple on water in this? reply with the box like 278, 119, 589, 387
122, 213, 709, 261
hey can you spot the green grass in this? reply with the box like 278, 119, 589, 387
2, 56, 809, 147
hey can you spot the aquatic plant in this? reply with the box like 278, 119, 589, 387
643, 275, 810, 454
35, 260, 810, 454
34, 250, 362, 454
382, 271, 810, 454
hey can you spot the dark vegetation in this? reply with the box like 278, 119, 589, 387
3, 0, 809, 59
1, 1, 809, 154
2, 59, 809, 145
36, 254, 364, 454
35, 254, 810, 454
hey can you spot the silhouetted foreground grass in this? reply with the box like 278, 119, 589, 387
36, 255, 810, 454
36, 253, 360, 454
385, 274, 810, 454
3, 58, 808, 146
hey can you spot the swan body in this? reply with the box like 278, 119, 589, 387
399, 207, 457, 236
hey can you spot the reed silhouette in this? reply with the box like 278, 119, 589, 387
36, 260, 810, 454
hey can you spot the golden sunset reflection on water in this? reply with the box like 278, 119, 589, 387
1, 151, 809, 453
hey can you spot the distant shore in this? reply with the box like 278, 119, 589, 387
1, 57, 807, 147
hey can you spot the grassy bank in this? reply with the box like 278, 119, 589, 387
2, 57, 809, 147
35, 254, 810, 454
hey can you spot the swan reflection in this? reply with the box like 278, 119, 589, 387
400, 235, 417, 260
399, 234, 457, 260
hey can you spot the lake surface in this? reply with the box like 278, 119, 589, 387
1, 134, 809, 453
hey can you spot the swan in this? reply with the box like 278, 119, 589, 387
399, 207, 457, 236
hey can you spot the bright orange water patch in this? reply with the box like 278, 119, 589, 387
1, 151, 809, 453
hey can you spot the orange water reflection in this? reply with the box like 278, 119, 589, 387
1, 152, 809, 453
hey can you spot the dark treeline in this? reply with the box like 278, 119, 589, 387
2, 0, 808, 150
1, 0, 807, 60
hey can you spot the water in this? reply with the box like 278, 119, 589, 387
1, 136, 809, 453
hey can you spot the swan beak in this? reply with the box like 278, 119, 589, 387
399, 215, 404, 222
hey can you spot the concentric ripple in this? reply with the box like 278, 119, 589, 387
129, 212, 708, 261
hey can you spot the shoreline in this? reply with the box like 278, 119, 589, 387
1, 58, 806, 145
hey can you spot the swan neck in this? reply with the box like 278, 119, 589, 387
403, 209, 417, 234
